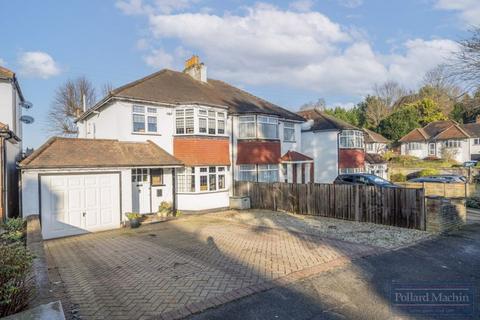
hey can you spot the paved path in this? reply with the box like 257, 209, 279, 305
467, 208, 480, 224
189, 223, 480, 320
45, 214, 381, 320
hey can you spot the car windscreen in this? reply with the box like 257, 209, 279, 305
369, 176, 392, 185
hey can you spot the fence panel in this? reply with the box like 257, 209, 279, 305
234, 181, 425, 230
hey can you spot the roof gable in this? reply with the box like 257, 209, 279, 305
79, 69, 304, 122
363, 128, 389, 143
280, 150, 313, 162
461, 122, 480, 138
20, 137, 183, 169
298, 109, 358, 131
399, 128, 427, 142
433, 125, 470, 140
0, 66, 14, 79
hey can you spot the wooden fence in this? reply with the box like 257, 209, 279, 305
397, 182, 468, 198
234, 181, 426, 230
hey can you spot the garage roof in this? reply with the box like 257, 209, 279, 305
20, 137, 183, 169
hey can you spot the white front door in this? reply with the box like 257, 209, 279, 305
131, 168, 151, 214
429, 143, 436, 156
41, 173, 121, 240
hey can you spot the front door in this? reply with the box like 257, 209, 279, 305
131, 168, 151, 214
429, 143, 436, 156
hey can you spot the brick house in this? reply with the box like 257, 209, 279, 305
20, 56, 309, 239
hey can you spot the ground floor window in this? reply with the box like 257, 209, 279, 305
237, 164, 279, 182
339, 167, 364, 174
177, 166, 227, 193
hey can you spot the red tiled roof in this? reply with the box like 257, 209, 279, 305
0, 66, 14, 79
363, 128, 389, 143
280, 150, 313, 162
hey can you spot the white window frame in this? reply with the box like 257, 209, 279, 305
283, 122, 295, 142
258, 164, 279, 182
132, 105, 158, 133
175, 108, 195, 135
444, 140, 461, 148
177, 166, 227, 193
474, 138, 480, 145
339, 167, 364, 174
407, 142, 422, 151
177, 167, 196, 193
238, 164, 257, 181
366, 143, 375, 152
339, 130, 364, 149
239, 116, 256, 139
257, 116, 279, 139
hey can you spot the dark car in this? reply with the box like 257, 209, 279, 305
334, 173, 399, 188
409, 175, 466, 184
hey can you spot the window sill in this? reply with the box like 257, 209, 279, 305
237, 138, 280, 141
283, 140, 296, 143
132, 132, 162, 136
174, 133, 229, 138
151, 184, 166, 187
177, 189, 229, 195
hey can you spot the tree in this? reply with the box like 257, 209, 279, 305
420, 65, 462, 115
47, 77, 97, 136
411, 98, 447, 126
373, 81, 407, 110
324, 106, 364, 127
452, 27, 480, 90
299, 98, 326, 111
377, 105, 420, 141
362, 95, 388, 128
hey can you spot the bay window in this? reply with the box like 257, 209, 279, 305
238, 164, 279, 182
339, 167, 364, 174
239, 116, 256, 138
258, 164, 279, 182
283, 122, 295, 142
339, 130, 364, 149
217, 112, 226, 134
177, 167, 195, 193
177, 166, 227, 193
132, 105, 158, 133
258, 116, 278, 139
176, 108, 194, 134
407, 142, 422, 150
176, 107, 227, 135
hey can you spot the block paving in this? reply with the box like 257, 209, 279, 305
45, 213, 382, 320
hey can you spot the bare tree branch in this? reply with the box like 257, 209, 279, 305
46, 77, 96, 136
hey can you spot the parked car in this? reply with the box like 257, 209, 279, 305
408, 174, 466, 184
463, 160, 478, 168
334, 173, 399, 188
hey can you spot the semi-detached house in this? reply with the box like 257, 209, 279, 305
20, 56, 311, 239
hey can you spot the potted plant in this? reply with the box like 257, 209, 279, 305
126, 213, 142, 228
157, 201, 172, 218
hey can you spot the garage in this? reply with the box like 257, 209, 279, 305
40, 173, 121, 239
20, 137, 183, 239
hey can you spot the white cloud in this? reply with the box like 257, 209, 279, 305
435, 0, 480, 26
116, 0, 197, 15
119, 3, 458, 96
143, 48, 174, 68
289, 0, 314, 12
337, 0, 363, 9
0, 58, 5, 66
18, 51, 61, 79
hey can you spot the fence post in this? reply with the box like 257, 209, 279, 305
273, 183, 277, 211
419, 188, 426, 231
355, 184, 360, 222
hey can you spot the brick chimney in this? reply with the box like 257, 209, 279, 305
183, 55, 207, 83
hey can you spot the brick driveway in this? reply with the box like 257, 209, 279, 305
45, 212, 382, 320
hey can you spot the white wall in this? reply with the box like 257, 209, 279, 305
301, 131, 339, 183
400, 142, 428, 159
21, 168, 133, 222
78, 101, 175, 153
0, 81, 13, 130
150, 169, 173, 212
177, 191, 229, 211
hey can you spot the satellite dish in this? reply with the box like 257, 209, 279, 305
20, 101, 33, 109
20, 115, 34, 124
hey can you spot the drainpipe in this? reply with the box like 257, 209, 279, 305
172, 168, 177, 216
0, 138, 4, 221
231, 116, 235, 195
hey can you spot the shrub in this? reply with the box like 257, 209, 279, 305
0, 243, 33, 317
418, 168, 440, 177
1, 231, 24, 244
2, 219, 25, 233
158, 201, 172, 212
126, 213, 141, 220
466, 197, 480, 209
390, 173, 407, 182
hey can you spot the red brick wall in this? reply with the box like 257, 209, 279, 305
338, 149, 365, 169
237, 140, 281, 164
174, 136, 230, 166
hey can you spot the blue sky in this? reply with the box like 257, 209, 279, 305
0, 0, 478, 148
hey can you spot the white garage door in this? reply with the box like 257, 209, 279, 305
41, 173, 121, 239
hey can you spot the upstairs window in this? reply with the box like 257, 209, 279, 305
133, 105, 158, 133
217, 112, 226, 134
258, 116, 278, 139
283, 122, 295, 142
339, 130, 364, 149
176, 108, 194, 134
239, 116, 256, 138
474, 138, 480, 145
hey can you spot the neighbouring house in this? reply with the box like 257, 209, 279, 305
20, 56, 307, 239
363, 128, 389, 179
0, 66, 30, 221
399, 119, 480, 163
298, 109, 365, 183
